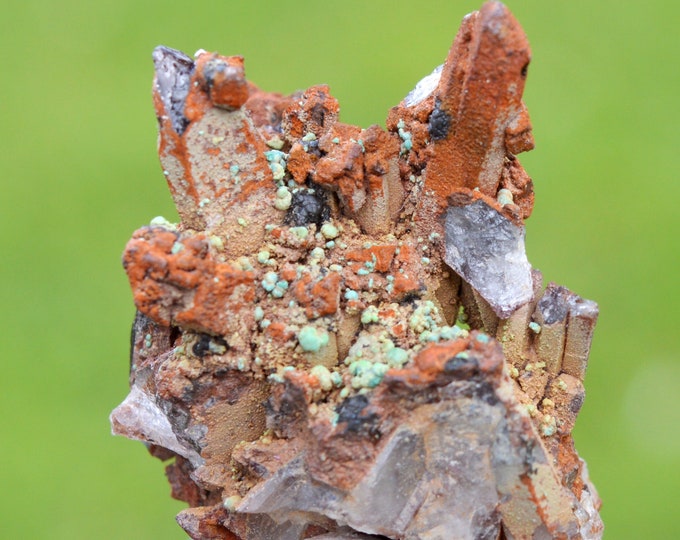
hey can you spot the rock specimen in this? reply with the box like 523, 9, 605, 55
111, 2, 603, 538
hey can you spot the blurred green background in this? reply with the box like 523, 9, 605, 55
1, 0, 678, 537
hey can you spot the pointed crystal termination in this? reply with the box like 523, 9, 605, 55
444, 200, 533, 318
423, 1, 534, 200
152, 46, 194, 135
151, 46, 277, 241
403, 64, 443, 108
110, 385, 204, 467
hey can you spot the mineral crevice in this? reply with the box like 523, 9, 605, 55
111, 2, 603, 539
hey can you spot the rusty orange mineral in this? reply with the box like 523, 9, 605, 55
111, 2, 603, 539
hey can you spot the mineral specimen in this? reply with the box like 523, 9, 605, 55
111, 2, 604, 538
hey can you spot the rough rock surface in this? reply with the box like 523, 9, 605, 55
111, 2, 603, 539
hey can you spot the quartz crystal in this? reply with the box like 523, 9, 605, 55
444, 200, 533, 318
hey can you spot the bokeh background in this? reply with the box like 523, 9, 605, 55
1, 0, 678, 538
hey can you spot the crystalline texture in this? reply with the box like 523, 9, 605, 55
152, 46, 194, 135
403, 64, 443, 107
537, 284, 571, 324
234, 345, 596, 539
110, 385, 204, 467
444, 200, 533, 317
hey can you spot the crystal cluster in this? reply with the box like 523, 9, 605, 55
111, 2, 603, 538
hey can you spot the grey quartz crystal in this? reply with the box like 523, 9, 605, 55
444, 200, 533, 318
403, 64, 443, 107
152, 45, 195, 135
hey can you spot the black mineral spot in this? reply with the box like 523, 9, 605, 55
214, 367, 230, 377
192, 335, 211, 357
444, 355, 479, 377
428, 99, 451, 141
398, 291, 422, 305
284, 188, 330, 227
336, 394, 379, 435
474, 382, 499, 406
191, 334, 227, 357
